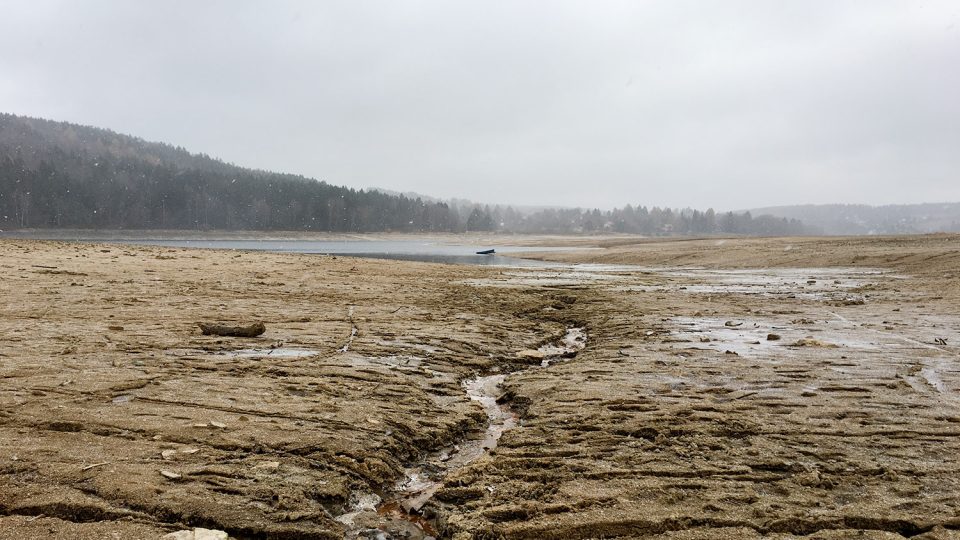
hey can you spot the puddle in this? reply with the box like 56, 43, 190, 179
377, 502, 438, 537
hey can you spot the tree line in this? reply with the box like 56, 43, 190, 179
0, 113, 804, 236
470, 204, 805, 236
0, 114, 463, 232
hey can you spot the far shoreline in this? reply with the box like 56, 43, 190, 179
0, 228, 623, 247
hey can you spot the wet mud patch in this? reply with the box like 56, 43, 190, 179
617, 267, 896, 305
671, 317, 784, 357
669, 316, 893, 357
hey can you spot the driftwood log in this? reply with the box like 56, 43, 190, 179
197, 321, 266, 337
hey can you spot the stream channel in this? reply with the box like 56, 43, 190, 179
336, 327, 587, 539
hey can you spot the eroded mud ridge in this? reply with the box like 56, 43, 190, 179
336, 327, 587, 538
1, 235, 960, 540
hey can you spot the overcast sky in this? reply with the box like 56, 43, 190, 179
1, 1, 958, 210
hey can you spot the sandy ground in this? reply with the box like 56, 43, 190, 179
1, 235, 959, 539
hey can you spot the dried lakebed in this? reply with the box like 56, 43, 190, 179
1, 237, 959, 540
437, 263, 960, 538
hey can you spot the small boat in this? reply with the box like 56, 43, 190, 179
475, 248, 496, 255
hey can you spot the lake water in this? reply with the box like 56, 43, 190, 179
132, 239, 564, 266
1, 232, 567, 266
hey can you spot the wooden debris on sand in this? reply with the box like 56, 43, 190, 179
196, 321, 266, 337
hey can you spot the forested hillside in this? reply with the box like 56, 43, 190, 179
0, 113, 459, 231
1, 113, 804, 235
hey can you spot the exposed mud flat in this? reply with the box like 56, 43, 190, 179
434, 236, 960, 539
1, 235, 960, 539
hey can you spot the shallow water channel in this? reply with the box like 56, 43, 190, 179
336, 327, 587, 539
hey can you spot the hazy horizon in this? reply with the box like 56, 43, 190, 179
2, 1, 958, 211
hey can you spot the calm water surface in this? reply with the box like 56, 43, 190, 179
134, 239, 562, 266
3, 233, 567, 266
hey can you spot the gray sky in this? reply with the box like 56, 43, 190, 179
1, 1, 958, 210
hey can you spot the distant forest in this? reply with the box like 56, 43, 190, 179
1, 113, 804, 235
477, 204, 805, 236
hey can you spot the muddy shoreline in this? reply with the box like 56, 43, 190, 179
1, 235, 959, 539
